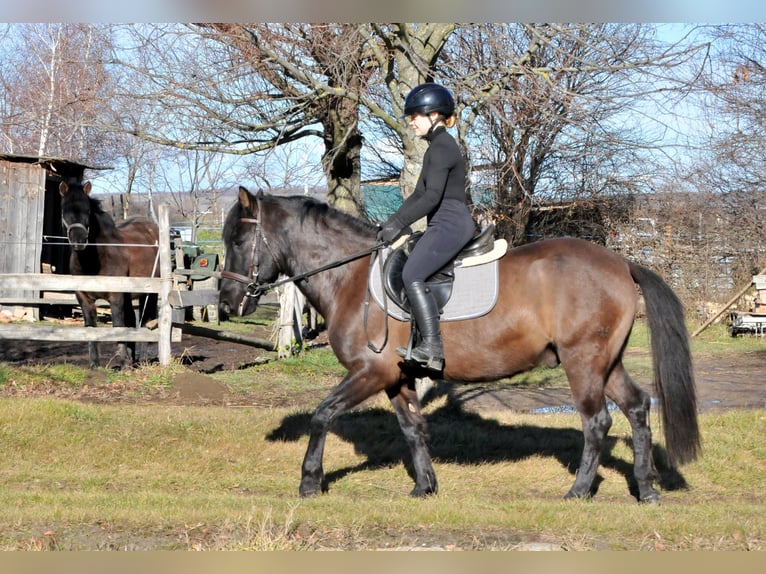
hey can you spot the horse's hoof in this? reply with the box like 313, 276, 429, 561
563, 489, 592, 501
299, 478, 323, 498
299, 484, 320, 498
639, 492, 661, 504
410, 486, 437, 498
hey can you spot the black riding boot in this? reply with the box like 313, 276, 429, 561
396, 281, 445, 371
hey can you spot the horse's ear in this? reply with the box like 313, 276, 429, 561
83, 181, 92, 195
256, 188, 264, 198
238, 186, 254, 212
59, 182, 69, 196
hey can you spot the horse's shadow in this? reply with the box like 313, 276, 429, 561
266, 392, 689, 500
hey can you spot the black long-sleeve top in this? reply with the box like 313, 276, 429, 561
393, 125, 468, 227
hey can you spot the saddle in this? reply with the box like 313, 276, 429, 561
382, 224, 498, 313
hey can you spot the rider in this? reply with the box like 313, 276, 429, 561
377, 82, 476, 371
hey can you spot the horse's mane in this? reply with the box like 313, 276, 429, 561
224, 191, 379, 244
294, 195, 378, 237
87, 195, 119, 234
88, 195, 107, 217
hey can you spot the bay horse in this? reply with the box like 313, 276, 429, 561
219, 186, 700, 503
59, 181, 159, 369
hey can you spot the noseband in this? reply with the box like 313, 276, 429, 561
62, 219, 89, 245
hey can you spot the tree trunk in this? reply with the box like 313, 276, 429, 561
323, 129, 363, 217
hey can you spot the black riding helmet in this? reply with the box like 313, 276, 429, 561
403, 83, 455, 118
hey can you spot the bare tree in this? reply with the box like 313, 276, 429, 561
99, 24, 463, 219
693, 24, 766, 196
102, 24, 370, 215
0, 23, 114, 163
444, 23, 710, 244
79, 23, 713, 241
682, 24, 766, 294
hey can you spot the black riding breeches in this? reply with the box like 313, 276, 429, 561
402, 199, 475, 286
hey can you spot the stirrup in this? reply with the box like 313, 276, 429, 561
397, 344, 444, 371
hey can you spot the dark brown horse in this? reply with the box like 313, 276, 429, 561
60, 181, 159, 368
219, 187, 700, 503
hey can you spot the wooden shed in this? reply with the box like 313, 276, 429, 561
0, 154, 107, 314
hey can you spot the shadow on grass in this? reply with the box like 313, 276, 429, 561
266, 393, 689, 501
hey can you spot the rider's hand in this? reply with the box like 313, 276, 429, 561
377, 216, 405, 245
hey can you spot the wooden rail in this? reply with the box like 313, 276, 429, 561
0, 204, 178, 365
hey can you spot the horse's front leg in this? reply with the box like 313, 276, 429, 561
109, 293, 133, 368
387, 381, 438, 497
300, 368, 382, 497
76, 291, 100, 368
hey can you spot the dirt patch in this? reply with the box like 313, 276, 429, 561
1, 323, 765, 412
171, 371, 229, 405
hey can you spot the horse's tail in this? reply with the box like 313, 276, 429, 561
629, 261, 701, 466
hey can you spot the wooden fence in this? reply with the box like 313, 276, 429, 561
0, 204, 218, 366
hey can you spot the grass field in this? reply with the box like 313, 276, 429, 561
0, 321, 764, 550
0, 398, 763, 550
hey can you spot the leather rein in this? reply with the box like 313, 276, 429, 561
220, 232, 383, 299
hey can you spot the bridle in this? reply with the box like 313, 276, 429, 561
241, 199, 270, 290
222, 195, 384, 295
219, 196, 390, 351
224, 197, 279, 316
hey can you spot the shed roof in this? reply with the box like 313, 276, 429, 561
0, 153, 111, 173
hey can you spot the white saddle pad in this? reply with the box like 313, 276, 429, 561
368, 249, 500, 322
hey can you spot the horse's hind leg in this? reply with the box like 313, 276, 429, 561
139, 293, 158, 326
562, 362, 612, 499
606, 362, 659, 503
133, 294, 156, 364
387, 381, 437, 497
567, 401, 612, 499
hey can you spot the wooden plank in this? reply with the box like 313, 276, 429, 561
0, 326, 160, 342
0, 274, 162, 293
693, 264, 766, 337
168, 289, 219, 307
0, 163, 46, 301
0, 298, 78, 306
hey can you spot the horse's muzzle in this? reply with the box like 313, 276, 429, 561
65, 222, 89, 251
218, 300, 233, 321
219, 291, 259, 319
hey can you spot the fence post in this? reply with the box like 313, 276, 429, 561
276, 281, 305, 358
158, 204, 172, 365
